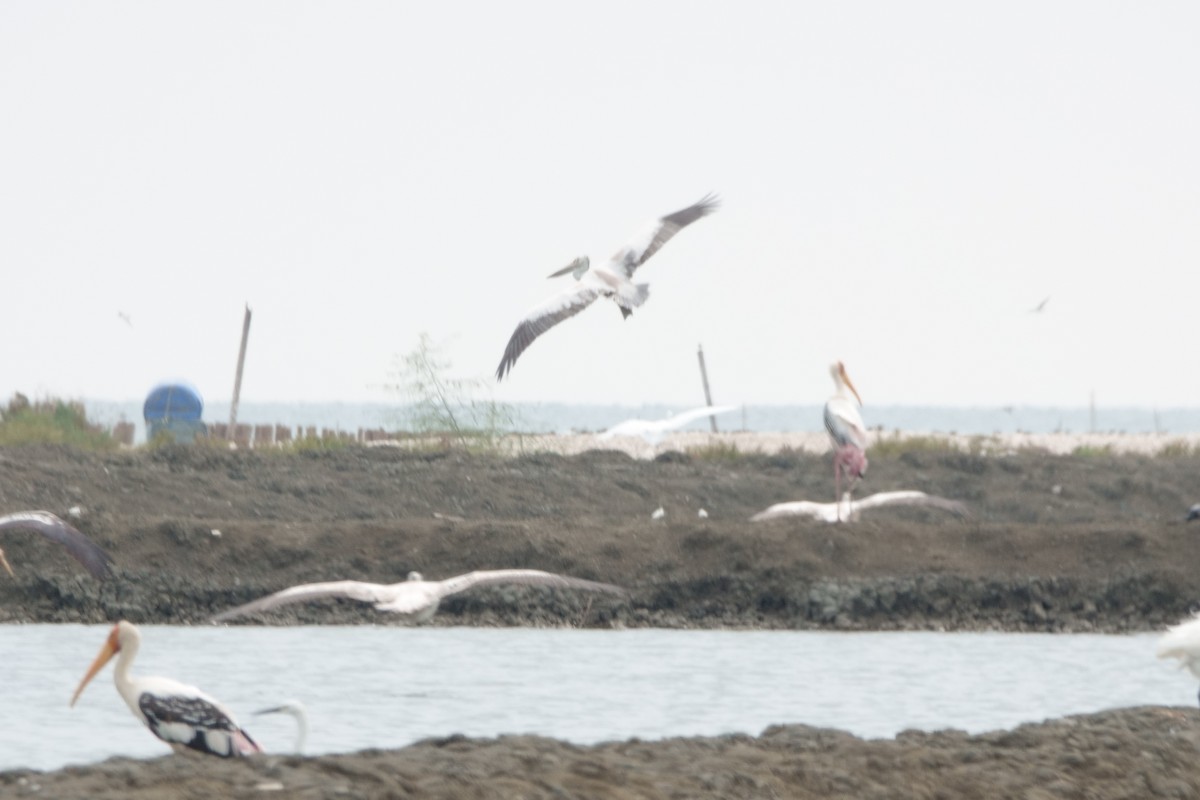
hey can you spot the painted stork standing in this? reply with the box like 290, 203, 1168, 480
751, 490, 971, 524
1157, 613, 1200, 705
211, 569, 628, 624
0, 510, 114, 579
823, 361, 868, 520
70, 620, 262, 758
495, 194, 719, 380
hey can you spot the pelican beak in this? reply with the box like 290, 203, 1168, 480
71, 627, 120, 707
0, 549, 13, 578
840, 364, 863, 406
254, 706, 285, 716
547, 256, 588, 279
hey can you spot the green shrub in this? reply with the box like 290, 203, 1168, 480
0, 394, 116, 450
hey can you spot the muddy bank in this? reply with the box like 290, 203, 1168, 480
1, 443, 1198, 631
4, 707, 1199, 799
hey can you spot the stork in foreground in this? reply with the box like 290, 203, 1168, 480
824, 362, 868, 520
495, 194, 719, 380
211, 569, 629, 624
70, 620, 262, 758
0, 510, 114, 580
750, 491, 971, 524
597, 404, 739, 447
254, 701, 308, 754
1157, 613, 1200, 705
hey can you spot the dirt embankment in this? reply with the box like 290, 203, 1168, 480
4, 707, 1199, 800
0, 442, 1198, 632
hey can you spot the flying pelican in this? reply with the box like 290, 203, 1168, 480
495, 194, 719, 380
750, 491, 971, 524
597, 404, 739, 446
254, 701, 308, 754
824, 361, 868, 520
0, 510, 114, 579
1157, 613, 1200, 705
211, 569, 628, 624
70, 620, 262, 758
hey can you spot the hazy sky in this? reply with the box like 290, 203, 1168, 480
2, 2, 1197, 410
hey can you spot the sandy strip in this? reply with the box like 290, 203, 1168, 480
488, 430, 1200, 459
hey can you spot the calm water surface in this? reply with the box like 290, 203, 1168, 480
0, 625, 1188, 771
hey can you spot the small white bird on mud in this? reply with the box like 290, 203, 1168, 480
211, 569, 628, 624
1186, 504, 1200, 521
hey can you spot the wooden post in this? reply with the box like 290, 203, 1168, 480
696, 343, 718, 433
228, 304, 252, 437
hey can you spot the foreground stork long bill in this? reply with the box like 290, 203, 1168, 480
212, 569, 629, 624
824, 361, 868, 520
71, 621, 262, 758
0, 510, 114, 580
495, 194, 719, 381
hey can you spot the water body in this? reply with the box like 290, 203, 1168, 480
84, 399, 1200, 444
1, 625, 1189, 772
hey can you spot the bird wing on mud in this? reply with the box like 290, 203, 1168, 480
0, 510, 114, 579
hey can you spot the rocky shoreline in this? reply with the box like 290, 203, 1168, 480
5, 707, 1199, 799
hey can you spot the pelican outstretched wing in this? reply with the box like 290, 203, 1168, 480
0, 510, 114, 579
431, 569, 629, 601
599, 405, 739, 440
852, 491, 971, 516
211, 580, 398, 622
495, 284, 603, 380
612, 194, 719, 277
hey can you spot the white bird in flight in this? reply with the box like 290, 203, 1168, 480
1157, 613, 1200, 705
0, 510, 115, 580
211, 569, 628, 624
495, 194, 719, 380
824, 361, 868, 520
70, 620, 262, 758
750, 491, 971, 524
597, 404, 739, 446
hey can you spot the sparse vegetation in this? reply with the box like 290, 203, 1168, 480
383, 333, 518, 452
0, 393, 116, 450
1156, 439, 1200, 458
686, 441, 744, 462
869, 433, 962, 457
1072, 444, 1115, 458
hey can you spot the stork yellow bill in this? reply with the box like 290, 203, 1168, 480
71, 621, 261, 758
